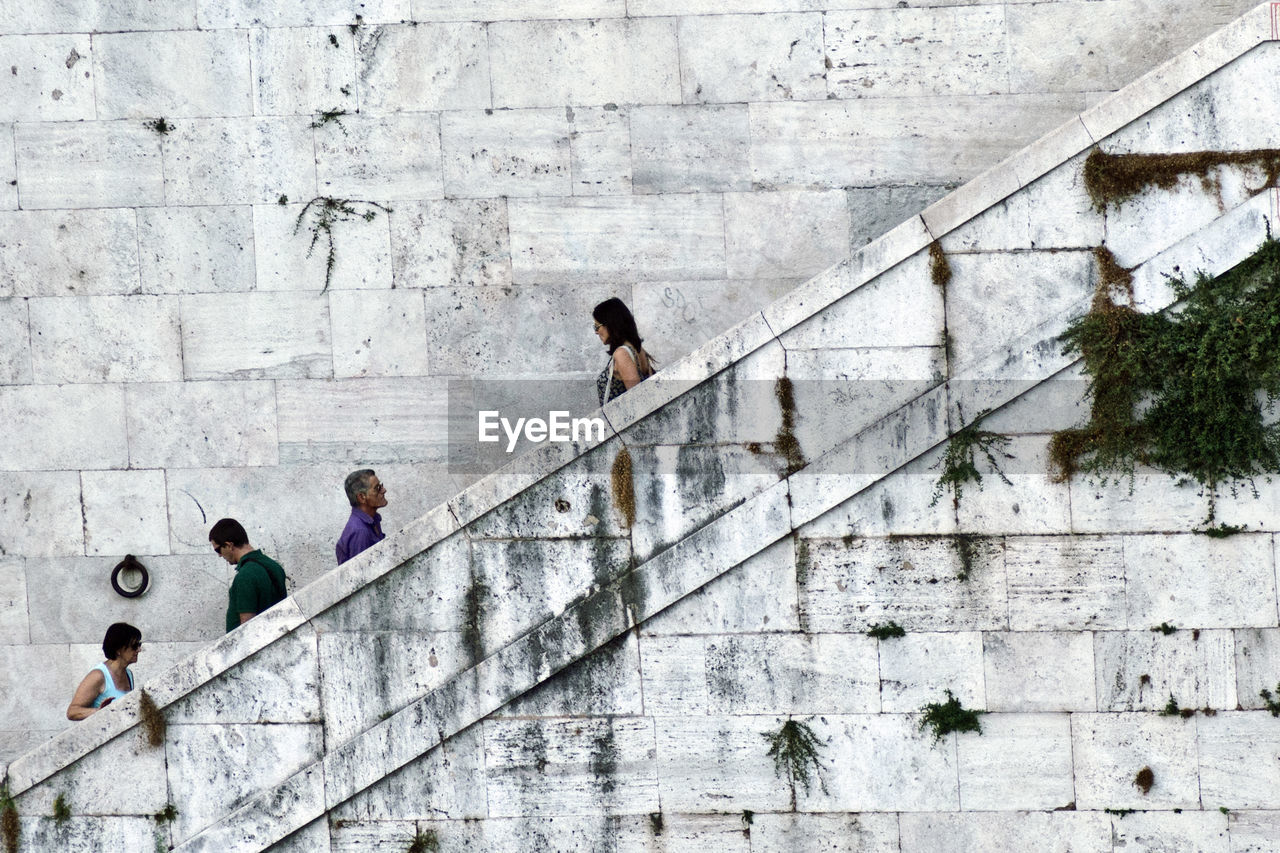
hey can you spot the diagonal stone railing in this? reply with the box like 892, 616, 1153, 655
6, 3, 1280, 849
178, 185, 1276, 850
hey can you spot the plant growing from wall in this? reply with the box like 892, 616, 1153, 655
143, 117, 173, 135
1150, 622, 1177, 635
930, 409, 1012, 509
1083, 147, 1280, 211
918, 690, 984, 742
774, 376, 805, 477
610, 446, 635, 528
1158, 694, 1196, 718
406, 827, 439, 853
952, 533, 982, 582
745, 376, 806, 475
310, 108, 349, 134
51, 793, 70, 824
1050, 236, 1280, 520
0, 782, 17, 853
1133, 766, 1154, 795
293, 196, 393, 291
866, 621, 906, 640
1048, 247, 1143, 485
762, 717, 827, 807
1260, 683, 1280, 716
1200, 522, 1246, 538
139, 689, 166, 747
153, 803, 178, 825
929, 240, 952, 290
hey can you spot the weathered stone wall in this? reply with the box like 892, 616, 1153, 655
0, 0, 1261, 762
4, 9, 1280, 850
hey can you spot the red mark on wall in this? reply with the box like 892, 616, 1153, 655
1272, 3, 1280, 40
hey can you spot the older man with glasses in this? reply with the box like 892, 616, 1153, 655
336, 468, 388, 565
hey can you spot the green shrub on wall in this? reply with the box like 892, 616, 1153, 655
1051, 236, 1280, 520
762, 717, 828, 808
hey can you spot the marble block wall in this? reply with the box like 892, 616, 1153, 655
0, 0, 1263, 766
5, 8, 1280, 851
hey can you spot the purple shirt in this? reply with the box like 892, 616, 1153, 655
336, 509, 384, 565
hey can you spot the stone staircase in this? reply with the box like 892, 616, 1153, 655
7, 4, 1280, 850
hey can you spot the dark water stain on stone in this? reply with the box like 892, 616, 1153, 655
676, 444, 725, 503
521, 720, 549, 775
573, 583, 622, 650
706, 638, 752, 709
589, 719, 620, 797
461, 568, 490, 666
618, 565, 649, 625
587, 535, 626, 591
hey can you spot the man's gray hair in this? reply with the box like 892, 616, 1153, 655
344, 469, 377, 506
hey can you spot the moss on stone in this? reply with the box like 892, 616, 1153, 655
953, 533, 982, 582
929, 240, 952, 290
0, 783, 17, 853
1083, 147, 1280, 211
139, 689, 166, 748
610, 446, 635, 528
51, 792, 70, 824
406, 827, 439, 853
866, 621, 906, 640
774, 376, 805, 477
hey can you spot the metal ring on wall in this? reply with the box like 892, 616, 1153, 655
110, 555, 150, 598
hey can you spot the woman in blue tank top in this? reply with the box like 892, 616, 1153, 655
67, 622, 142, 720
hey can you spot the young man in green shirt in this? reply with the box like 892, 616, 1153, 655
209, 518, 287, 633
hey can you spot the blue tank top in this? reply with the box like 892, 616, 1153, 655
92, 663, 134, 708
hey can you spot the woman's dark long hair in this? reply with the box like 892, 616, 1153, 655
593, 297, 653, 374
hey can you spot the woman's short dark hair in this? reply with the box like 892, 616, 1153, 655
208, 517, 249, 547
593, 297, 644, 355
102, 622, 141, 660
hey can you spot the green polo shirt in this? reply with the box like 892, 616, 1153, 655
226, 550, 287, 633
